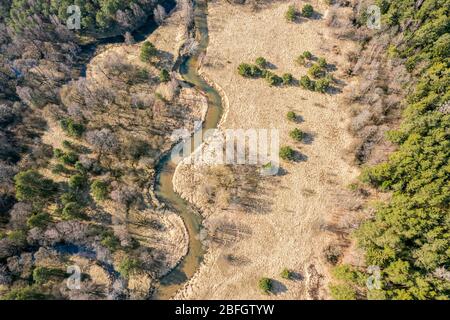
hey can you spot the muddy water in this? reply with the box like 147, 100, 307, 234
154, 0, 223, 299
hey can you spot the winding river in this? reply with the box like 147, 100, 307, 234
154, 0, 223, 299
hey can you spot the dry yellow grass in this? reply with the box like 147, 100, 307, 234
172, 1, 360, 299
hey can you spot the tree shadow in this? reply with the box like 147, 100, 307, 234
302, 132, 315, 145
292, 150, 308, 162
290, 271, 304, 281
271, 280, 288, 295
264, 61, 278, 70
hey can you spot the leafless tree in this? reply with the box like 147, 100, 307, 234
124, 32, 135, 45
8, 202, 33, 229
154, 5, 167, 25
86, 129, 120, 158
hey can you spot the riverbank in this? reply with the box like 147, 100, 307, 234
172, 0, 361, 299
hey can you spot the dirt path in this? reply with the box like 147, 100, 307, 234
172, 1, 360, 299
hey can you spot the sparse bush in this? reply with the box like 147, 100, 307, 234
308, 64, 325, 78
51, 164, 69, 175
279, 146, 295, 161
287, 111, 297, 122
238, 63, 262, 78
27, 212, 51, 229
303, 51, 313, 60
265, 71, 282, 86
140, 41, 157, 62
60, 118, 85, 138
282, 73, 293, 85
0, 286, 48, 300
318, 57, 327, 68
62, 202, 85, 220
101, 231, 120, 252
255, 57, 267, 68
289, 128, 304, 141
302, 4, 314, 18
14, 170, 57, 202
295, 55, 306, 66
281, 268, 292, 279
323, 245, 342, 265
60, 151, 79, 166
68, 174, 87, 191
118, 257, 141, 279
7, 230, 27, 247
329, 283, 357, 300
91, 180, 108, 201
300, 75, 314, 90
315, 78, 331, 93
259, 277, 272, 294
159, 69, 170, 82
32, 267, 66, 285
285, 5, 297, 22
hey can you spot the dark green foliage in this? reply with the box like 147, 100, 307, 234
300, 75, 314, 90
282, 73, 293, 85
159, 69, 170, 82
303, 51, 313, 59
308, 64, 325, 78
265, 71, 282, 86
14, 170, 57, 202
62, 202, 85, 220
60, 118, 85, 138
258, 277, 272, 294
285, 5, 297, 22
287, 111, 297, 122
314, 77, 331, 93
342, 0, 450, 300
0, 286, 48, 300
32, 267, 66, 285
329, 283, 357, 300
238, 63, 262, 78
27, 212, 51, 229
68, 174, 87, 191
255, 57, 267, 68
318, 57, 327, 68
101, 231, 120, 252
118, 257, 141, 278
90, 180, 108, 201
281, 268, 292, 279
302, 4, 314, 18
279, 146, 295, 161
289, 128, 304, 141
140, 41, 157, 62
7, 230, 27, 247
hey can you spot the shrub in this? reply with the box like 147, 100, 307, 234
60, 118, 85, 138
279, 146, 295, 161
140, 41, 157, 62
258, 277, 272, 294
303, 51, 313, 59
238, 63, 262, 78
27, 212, 51, 229
282, 73, 293, 85
0, 286, 48, 300
68, 174, 87, 191
308, 64, 325, 78
255, 57, 267, 68
7, 230, 27, 247
265, 71, 282, 86
118, 257, 141, 279
101, 232, 120, 252
91, 180, 109, 201
60, 192, 77, 206
318, 57, 327, 68
285, 5, 297, 22
287, 111, 297, 122
329, 284, 357, 300
51, 164, 69, 175
159, 69, 170, 82
300, 75, 314, 90
315, 78, 331, 93
62, 202, 85, 220
60, 151, 79, 166
281, 268, 292, 279
295, 55, 306, 66
32, 267, 66, 285
302, 4, 314, 18
289, 128, 304, 141
14, 170, 57, 202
